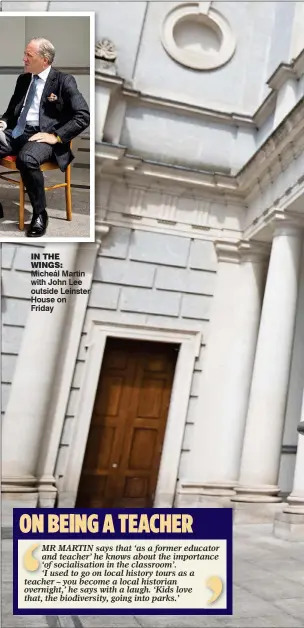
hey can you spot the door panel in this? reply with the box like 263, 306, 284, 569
76, 337, 178, 508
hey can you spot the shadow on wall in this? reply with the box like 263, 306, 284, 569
120, 104, 236, 173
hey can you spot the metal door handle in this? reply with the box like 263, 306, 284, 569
112, 463, 118, 468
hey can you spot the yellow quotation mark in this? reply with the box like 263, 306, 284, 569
206, 576, 223, 604
23, 544, 40, 572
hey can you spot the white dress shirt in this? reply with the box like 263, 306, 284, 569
24, 65, 52, 127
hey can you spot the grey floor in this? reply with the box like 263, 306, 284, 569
2, 524, 304, 627
0, 167, 91, 239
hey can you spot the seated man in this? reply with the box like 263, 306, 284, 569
0, 37, 90, 237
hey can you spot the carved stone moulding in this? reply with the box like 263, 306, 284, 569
95, 39, 117, 75
161, 2, 236, 70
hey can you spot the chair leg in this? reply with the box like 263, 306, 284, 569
65, 165, 72, 221
19, 180, 25, 231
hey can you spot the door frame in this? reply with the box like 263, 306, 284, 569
60, 319, 202, 508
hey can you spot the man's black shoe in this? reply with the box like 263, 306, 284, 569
0, 202, 3, 219
26, 210, 48, 238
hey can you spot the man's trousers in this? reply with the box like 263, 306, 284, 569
0, 125, 54, 216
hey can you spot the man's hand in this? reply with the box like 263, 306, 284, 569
0, 120, 7, 131
29, 133, 58, 145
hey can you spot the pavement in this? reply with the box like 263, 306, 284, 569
3, 524, 304, 627
0, 167, 91, 239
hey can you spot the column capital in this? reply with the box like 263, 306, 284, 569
274, 223, 303, 238
95, 221, 110, 244
284, 492, 304, 515
214, 239, 270, 264
265, 210, 304, 238
238, 240, 271, 263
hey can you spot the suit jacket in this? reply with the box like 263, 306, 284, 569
1, 67, 90, 171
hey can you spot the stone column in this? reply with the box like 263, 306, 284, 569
283, 393, 304, 516
177, 240, 268, 506
274, 397, 304, 540
2, 243, 78, 508
284, 436, 304, 514
233, 223, 303, 503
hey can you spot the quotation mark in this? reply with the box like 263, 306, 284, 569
206, 575, 223, 604
23, 543, 40, 572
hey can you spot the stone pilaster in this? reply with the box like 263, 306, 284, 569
2, 244, 78, 518
176, 239, 269, 507
36, 225, 110, 508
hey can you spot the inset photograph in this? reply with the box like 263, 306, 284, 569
0, 12, 94, 241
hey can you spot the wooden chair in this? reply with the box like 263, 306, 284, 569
0, 144, 72, 230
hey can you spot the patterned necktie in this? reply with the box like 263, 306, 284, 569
12, 75, 39, 139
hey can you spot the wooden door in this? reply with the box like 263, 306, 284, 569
76, 337, 178, 508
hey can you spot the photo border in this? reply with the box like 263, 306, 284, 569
13, 508, 233, 616
0, 11, 95, 243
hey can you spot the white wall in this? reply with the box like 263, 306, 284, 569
54, 226, 218, 484
49, 1, 148, 80
50, 1, 281, 114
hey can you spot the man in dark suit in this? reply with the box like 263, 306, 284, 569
0, 37, 90, 237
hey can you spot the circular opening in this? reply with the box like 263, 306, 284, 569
173, 16, 222, 54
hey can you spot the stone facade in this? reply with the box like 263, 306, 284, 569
3, 1, 304, 539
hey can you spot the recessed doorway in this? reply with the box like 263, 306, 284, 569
76, 337, 179, 508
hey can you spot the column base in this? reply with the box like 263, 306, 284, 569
37, 475, 57, 508
232, 483, 281, 503
2, 493, 39, 530
274, 511, 304, 541
57, 491, 77, 508
175, 481, 235, 508
2, 474, 39, 530
233, 500, 284, 524
2, 474, 37, 493
38, 490, 57, 508
197, 481, 236, 497
283, 493, 304, 515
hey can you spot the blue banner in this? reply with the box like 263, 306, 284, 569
14, 508, 233, 615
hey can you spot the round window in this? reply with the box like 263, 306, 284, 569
161, 3, 236, 70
